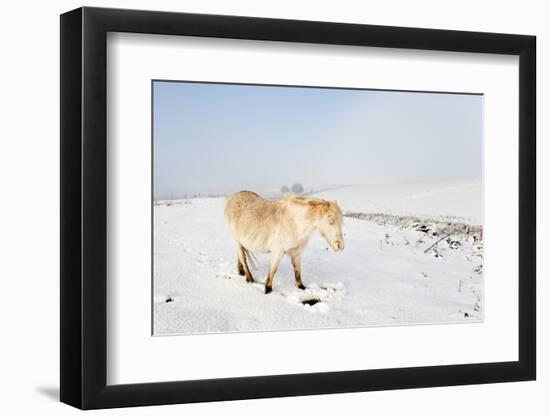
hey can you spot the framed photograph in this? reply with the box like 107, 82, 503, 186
60, 6, 536, 409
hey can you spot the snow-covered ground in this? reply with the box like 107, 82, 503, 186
153, 179, 483, 335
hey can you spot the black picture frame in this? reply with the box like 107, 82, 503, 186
60, 6, 536, 410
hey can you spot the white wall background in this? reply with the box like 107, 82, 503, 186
0, 0, 545, 415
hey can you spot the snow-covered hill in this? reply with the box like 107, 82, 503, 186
153, 179, 483, 335
312, 178, 482, 225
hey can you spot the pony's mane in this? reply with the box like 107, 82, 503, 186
282, 194, 330, 208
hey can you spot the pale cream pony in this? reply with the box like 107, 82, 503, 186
224, 191, 344, 294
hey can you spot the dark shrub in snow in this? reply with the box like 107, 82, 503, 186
291, 183, 304, 194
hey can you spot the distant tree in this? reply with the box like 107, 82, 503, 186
291, 183, 304, 194
280, 185, 290, 194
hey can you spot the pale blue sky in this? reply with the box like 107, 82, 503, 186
153, 81, 482, 199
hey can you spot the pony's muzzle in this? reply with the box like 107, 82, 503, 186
334, 240, 344, 251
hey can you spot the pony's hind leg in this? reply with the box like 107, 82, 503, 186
264, 251, 284, 294
237, 245, 254, 283
236, 258, 245, 276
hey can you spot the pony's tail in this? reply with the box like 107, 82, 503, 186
242, 247, 258, 271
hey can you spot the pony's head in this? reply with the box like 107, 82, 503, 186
308, 200, 344, 252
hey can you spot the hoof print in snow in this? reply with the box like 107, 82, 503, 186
216, 273, 233, 280
302, 298, 322, 306
165, 297, 175, 303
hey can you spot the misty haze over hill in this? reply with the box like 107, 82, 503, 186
153, 81, 482, 200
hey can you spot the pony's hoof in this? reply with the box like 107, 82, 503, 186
246, 278, 254, 284
265, 286, 272, 294
298, 284, 306, 290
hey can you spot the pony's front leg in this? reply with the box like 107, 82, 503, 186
264, 251, 283, 294
289, 250, 306, 290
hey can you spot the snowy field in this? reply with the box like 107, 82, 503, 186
153, 179, 483, 335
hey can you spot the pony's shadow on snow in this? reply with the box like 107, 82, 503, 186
35, 386, 59, 401
216, 267, 346, 311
